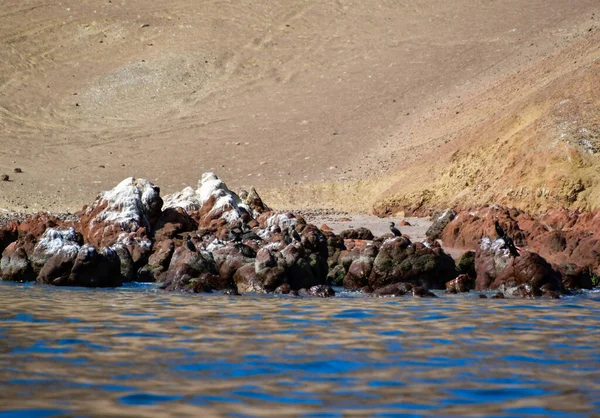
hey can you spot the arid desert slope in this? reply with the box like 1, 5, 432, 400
1, 0, 599, 213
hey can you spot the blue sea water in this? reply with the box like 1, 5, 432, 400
0, 281, 599, 417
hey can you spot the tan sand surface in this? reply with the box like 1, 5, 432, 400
1, 0, 598, 213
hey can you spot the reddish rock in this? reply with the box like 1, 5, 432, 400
17, 213, 66, 256
0, 242, 35, 282
213, 243, 256, 283
343, 244, 378, 290
78, 178, 161, 260
163, 173, 255, 230
434, 205, 600, 285
343, 258, 373, 290
0, 222, 18, 255
343, 239, 372, 251
474, 237, 562, 295
161, 272, 217, 293
445, 274, 475, 294
160, 244, 235, 292
154, 207, 197, 242
147, 239, 175, 271
339, 227, 374, 241
234, 263, 265, 293
439, 206, 529, 249
240, 187, 270, 217
320, 224, 333, 231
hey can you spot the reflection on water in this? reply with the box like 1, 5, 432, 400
0, 282, 599, 417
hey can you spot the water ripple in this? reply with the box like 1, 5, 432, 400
0, 282, 599, 416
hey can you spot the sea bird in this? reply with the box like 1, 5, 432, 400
186, 235, 197, 252
494, 220, 520, 257
291, 228, 301, 242
229, 227, 242, 243
389, 222, 402, 237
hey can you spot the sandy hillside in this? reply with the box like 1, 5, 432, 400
0, 0, 598, 213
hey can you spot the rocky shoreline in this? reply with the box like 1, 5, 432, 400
1, 173, 598, 298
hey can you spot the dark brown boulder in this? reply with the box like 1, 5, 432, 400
234, 263, 265, 293
279, 243, 317, 290
147, 239, 175, 271
413, 287, 437, 298
298, 285, 335, 298
339, 227, 374, 241
255, 247, 286, 291
0, 242, 35, 282
154, 207, 198, 242
37, 251, 78, 285
445, 274, 475, 294
213, 244, 256, 284
113, 244, 135, 282
67, 245, 121, 287
368, 237, 457, 290
161, 273, 216, 293
555, 263, 593, 290
160, 245, 229, 292
273, 283, 292, 294
371, 282, 413, 297
0, 222, 18, 256
343, 258, 372, 290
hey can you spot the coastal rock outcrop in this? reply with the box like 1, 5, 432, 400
474, 237, 562, 296
435, 205, 600, 289
79, 177, 162, 247
77, 177, 161, 277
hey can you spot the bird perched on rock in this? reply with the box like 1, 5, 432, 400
291, 228, 301, 242
389, 222, 402, 237
229, 227, 242, 242
186, 235, 197, 252
282, 229, 292, 245
494, 220, 519, 257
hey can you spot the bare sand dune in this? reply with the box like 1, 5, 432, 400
0, 0, 598, 213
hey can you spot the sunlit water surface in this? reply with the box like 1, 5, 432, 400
1, 282, 599, 417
